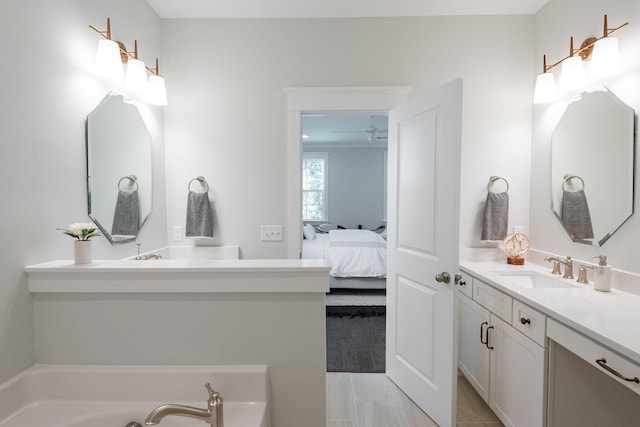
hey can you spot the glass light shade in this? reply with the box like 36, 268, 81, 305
559, 56, 587, 92
124, 59, 148, 94
590, 37, 621, 79
95, 39, 123, 78
533, 72, 557, 104
147, 74, 168, 106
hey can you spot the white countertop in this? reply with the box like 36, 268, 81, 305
25, 259, 331, 293
459, 259, 640, 364
26, 258, 331, 273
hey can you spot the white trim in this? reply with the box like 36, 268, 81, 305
285, 86, 410, 258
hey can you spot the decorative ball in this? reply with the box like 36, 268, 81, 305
502, 232, 531, 258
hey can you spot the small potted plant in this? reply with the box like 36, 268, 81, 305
59, 222, 101, 264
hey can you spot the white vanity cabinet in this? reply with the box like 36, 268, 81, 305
457, 272, 547, 427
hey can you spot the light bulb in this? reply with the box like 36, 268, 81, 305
124, 59, 148, 94
95, 39, 123, 78
590, 37, 621, 79
147, 74, 168, 106
559, 56, 587, 92
533, 72, 557, 104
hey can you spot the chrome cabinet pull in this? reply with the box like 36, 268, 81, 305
595, 358, 640, 383
520, 317, 531, 325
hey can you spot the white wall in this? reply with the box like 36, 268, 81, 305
531, 0, 640, 272
162, 16, 534, 258
0, 0, 165, 384
304, 147, 387, 229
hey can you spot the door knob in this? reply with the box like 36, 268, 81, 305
435, 272, 451, 283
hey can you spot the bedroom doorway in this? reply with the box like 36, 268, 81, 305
302, 112, 389, 374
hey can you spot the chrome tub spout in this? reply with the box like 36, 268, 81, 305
145, 383, 223, 427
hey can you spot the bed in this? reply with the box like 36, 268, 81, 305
302, 228, 387, 289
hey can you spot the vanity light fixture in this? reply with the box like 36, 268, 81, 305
90, 18, 123, 78
89, 18, 167, 105
146, 58, 168, 106
123, 40, 148, 94
532, 55, 557, 104
590, 15, 624, 78
559, 37, 587, 92
533, 14, 628, 104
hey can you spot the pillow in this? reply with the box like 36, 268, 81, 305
303, 223, 316, 240
381, 229, 388, 240
317, 223, 337, 233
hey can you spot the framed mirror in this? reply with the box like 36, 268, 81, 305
551, 88, 635, 246
86, 93, 152, 244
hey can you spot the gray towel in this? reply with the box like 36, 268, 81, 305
111, 189, 140, 236
561, 189, 594, 240
185, 191, 214, 238
481, 192, 509, 242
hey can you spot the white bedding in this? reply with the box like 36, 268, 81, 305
302, 229, 386, 278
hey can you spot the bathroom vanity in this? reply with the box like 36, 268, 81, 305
458, 250, 640, 427
25, 257, 331, 427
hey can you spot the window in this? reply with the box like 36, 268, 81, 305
302, 153, 328, 221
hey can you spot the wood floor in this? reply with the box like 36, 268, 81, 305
326, 372, 503, 427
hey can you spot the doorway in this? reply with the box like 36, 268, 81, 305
300, 112, 389, 374
284, 87, 409, 259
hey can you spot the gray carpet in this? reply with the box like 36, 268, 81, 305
326, 293, 386, 373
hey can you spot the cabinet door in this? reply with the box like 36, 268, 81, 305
489, 315, 547, 427
458, 293, 491, 402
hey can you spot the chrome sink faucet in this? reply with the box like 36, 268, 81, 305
145, 383, 223, 427
544, 256, 574, 279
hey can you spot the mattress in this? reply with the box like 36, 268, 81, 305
302, 229, 387, 281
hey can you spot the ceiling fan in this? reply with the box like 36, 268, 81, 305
332, 115, 388, 142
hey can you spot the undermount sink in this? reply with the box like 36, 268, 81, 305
491, 270, 577, 289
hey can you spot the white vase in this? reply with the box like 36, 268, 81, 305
74, 240, 92, 265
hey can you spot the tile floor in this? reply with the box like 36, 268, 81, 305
326, 372, 503, 427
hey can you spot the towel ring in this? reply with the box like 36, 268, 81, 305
562, 174, 585, 191
487, 176, 509, 193
117, 175, 138, 191
188, 176, 209, 193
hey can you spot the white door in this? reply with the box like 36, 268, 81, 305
386, 79, 463, 426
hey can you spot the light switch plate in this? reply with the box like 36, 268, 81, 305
261, 225, 283, 241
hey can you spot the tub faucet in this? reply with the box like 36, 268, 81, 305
544, 255, 574, 279
145, 383, 223, 427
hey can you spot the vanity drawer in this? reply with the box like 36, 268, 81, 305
548, 318, 640, 396
473, 279, 512, 323
456, 271, 473, 298
512, 300, 546, 347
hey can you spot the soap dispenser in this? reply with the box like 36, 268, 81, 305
592, 255, 612, 292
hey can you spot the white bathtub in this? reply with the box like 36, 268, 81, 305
0, 364, 270, 427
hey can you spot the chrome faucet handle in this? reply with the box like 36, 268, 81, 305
135, 242, 142, 260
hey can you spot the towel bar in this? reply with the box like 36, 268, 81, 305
118, 175, 138, 191
487, 175, 509, 193
188, 176, 210, 193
